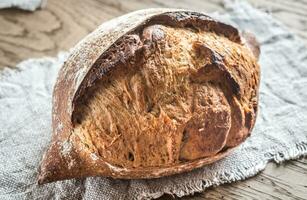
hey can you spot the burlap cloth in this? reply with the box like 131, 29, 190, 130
1, 2, 307, 200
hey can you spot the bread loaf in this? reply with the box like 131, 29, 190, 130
38, 9, 260, 184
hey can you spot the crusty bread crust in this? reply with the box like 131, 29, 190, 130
38, 9, 260, 184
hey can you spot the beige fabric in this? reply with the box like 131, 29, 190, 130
0, 0, 46, 11
0, 2, 307, 199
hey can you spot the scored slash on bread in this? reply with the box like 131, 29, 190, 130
38, 9, 260, 184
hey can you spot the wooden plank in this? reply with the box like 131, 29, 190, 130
0, 0, 306, 199
161, 158, 307, 200
0, 0, 307, 68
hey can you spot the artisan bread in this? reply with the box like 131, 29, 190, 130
38, 9, 260, 184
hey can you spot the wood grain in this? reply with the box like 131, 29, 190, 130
161, 158, 307, 200
0, 0, 306, 199
0, 0, 307, 69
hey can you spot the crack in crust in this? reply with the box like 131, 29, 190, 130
71, 25, 259, 168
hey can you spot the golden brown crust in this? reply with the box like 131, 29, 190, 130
38, 9, 260, 184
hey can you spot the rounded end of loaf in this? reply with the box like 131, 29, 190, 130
241, 31, 261, 60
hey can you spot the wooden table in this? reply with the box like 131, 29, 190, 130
0, 0, 306, 199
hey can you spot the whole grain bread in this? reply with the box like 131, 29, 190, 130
38, 8, 260, 184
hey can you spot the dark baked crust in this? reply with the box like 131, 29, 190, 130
38, 9, 260, 184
